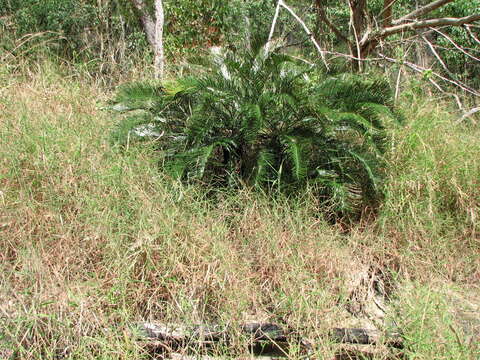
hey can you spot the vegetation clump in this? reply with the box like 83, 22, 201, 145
112, 41, 400, 214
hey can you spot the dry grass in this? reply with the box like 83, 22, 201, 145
0, 62, 479, 359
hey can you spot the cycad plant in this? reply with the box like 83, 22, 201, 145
111, 40, 399, 214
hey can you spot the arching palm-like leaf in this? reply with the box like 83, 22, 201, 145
111, 38, 400, 216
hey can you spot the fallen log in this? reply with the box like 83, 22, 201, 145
330, 328, 403, 348
135, 321, 402, 348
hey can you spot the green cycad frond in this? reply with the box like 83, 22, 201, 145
111, 38, 400, 218
314, 74, 393, 113
113, 82, 164, 111
356, 102, 397, 128
167, 77, 198, 97
167, 139, 235, 181
110, 113, 156, 145
331, 112, 378, 133
252, 148, 275, 187
347, 149, 380, 192
241, 103, 263, 141
282, 135, 309, 181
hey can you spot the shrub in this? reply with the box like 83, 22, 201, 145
111, 41, 400, 214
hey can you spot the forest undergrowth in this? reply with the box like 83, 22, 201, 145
0, 61, 479, 359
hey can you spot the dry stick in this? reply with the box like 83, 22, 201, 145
137, 322, 403, 347
421, 35, 451, 74
431, 27, 480, 62
419, 35, 470, 110
379, 14, 480, 39
394, 35, 416, 102
457, 107, 480, 124
378, 53, 480, 97
465, 25, 480, 45
1, 31, 65, 62
321, 48, 478, 100
277, 0, 329, 70
394, 64, 403, 103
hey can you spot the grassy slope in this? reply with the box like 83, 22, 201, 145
0, 63, 479, 359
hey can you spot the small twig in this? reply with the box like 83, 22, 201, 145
394, 66, 403, 102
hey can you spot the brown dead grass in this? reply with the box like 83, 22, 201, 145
0, 63, 479, 359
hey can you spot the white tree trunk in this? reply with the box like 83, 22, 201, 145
154, 0, 165, 79
130, 0, 165, 79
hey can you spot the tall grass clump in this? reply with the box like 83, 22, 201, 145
373, 95, 480, 282
0, 62, 375, 359
0, 60, 479, 359
111, 40, 401, 216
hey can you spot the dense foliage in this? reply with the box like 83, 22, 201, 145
112, 41, 400, 214
2, 0, 478, 87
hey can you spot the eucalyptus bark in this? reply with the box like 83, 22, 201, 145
154, 0, 164, 79
130, 0, 165, 79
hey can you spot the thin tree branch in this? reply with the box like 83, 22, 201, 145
421, 35, 451, 74
394, 65, 403, 102
392, 0, 454, 25
430, 27, 480, 62
376, 14, 480, 40
464, 25, 480, 45
314, 0, 350, 44
278, 0, 329, 69
457, 107, 480, 123
378, 53, 480, 96
266, 0, 282, 52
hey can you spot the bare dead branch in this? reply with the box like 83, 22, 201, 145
431, 27, 480, 62
277, 0, 329, 69
378, 53, 480, 96
457, 107, 480, 123
377, 14, 480, 40
266, 0, 282, 52
464, 25, 480, 46
394, 65, 403, 102
392, 0, 454, 25
421, 35, 451, 74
